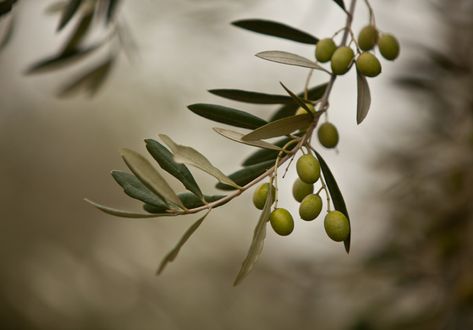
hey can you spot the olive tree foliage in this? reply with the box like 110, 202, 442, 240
84, 0, 401, 285
0, 0, 124, 97
3, 0, 400, 285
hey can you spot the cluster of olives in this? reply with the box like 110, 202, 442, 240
315, 25, 400, 78
252, 154, 350, 242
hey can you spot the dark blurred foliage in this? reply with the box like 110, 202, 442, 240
349, 0, 473, 329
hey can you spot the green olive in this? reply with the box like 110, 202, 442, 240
331, 46, 354, 75
316, 38, 337, 63
317, 122, 339, 149
252, 183, 275, 210
292, 178, 314, 203
356, 52, 382, 77
357, 25, 378, 51
270, 208, 294, 236
296, 154, 321, 184
299, 194, 323, 221
377, 33, 400, 61
324, 210, 350, 242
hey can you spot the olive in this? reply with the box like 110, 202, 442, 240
356, 52, 382, 77
378, 33, 400, 61
299, 194, 323, 221
324, 210, 350, 242
292, 178, 314, 202
270, 208, 294, 236
296, 154, 321, 184
317, 122, 339, 149
316, 38, 337, 63
252, 183, 275, 210
295, 103, 314, 116
331, 46, 355, 75
357, 25, 378, 51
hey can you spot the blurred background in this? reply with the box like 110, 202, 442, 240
0, 0, 472, 329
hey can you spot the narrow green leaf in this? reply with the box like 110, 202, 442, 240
0, 15, 15, 51
57, 56, 114, 97
332, 0, 346, 11
157, 210, 211, 275
216, 160, 275, 191
111, 170, 169, 208
213, 128, 282, 151
356, 70, 372, 124
45, 1, 67, 15
314, 150, 351, 253
62, 9, 93, 53
279, 82, 314, 114
25, 44, 100, 74
256, 51, 324, 71
270, 83, 328, 121
145, 139, 203, 199
0, 0, 17, 17
232, 19, 318, 45
233, 184, 273, 286
144, 193, 225, 214
241, 137, 293, 166
57, 0, 83, 31
242, 113, 313, 141
188, 103, 267, 130
208, 89, 292, 105
121, 148, 185, 209
85, 199, 164, 218
106, 0, 121, 24
159, 134, 240, 189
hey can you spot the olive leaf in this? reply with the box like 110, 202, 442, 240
256, 51, 324, 71
105, 0, 121, 24
111, 170, 169, 209
241, 137, 294, 166
208, 89, 292, 105
314, 150, 351, 253
144, 193, 225, 214
62, 9, 94, 53
270, 83, 328, 121
216, 160, 275, 191
145, 139, 203, 199
242, 113, 313, 141
46, 1, 68, 15
121, 148, 185, 209
57, 0, 83, 31
157, 210, 211, 275
25, 44, 101, 74
231, 19, 318, 45
279, 82, 314, 114
159, 134, 240, 189
0, 14, 14, 51
0, 0, 17, 17
233, 184, 274, 286
356, 70, 372, 124
85, 199, 165, 218
188, 103, 267, 130
57, 56, 114, 97
332, 0, 346, 11
213, 128, 282, 151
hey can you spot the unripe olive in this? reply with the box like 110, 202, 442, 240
296, 154, 321, 184
292, 178, 314, 203
357, 25, 378, 51
252, 183, 275, 210
324, 210, 350, 242
270, 208, 294, 236
377, 33, 400, 61
331, 46, 354, 75
315, 38, 337, 63
299, 194, 323, 221
356, 52, 382, 77
317, 122, 339, 149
